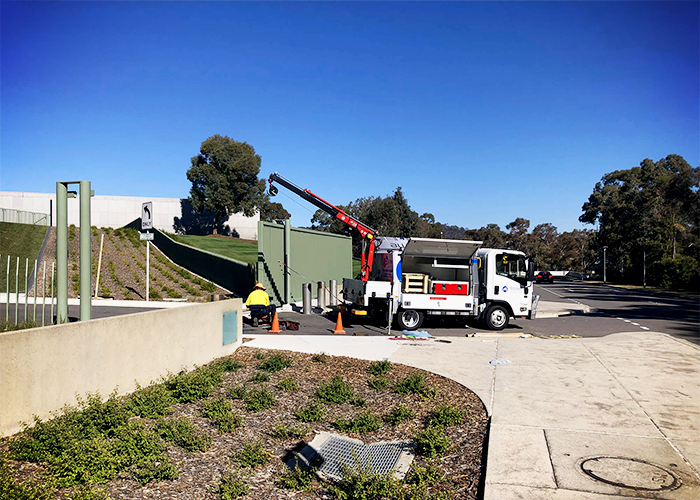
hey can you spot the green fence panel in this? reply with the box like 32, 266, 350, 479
257, 221, 352, 306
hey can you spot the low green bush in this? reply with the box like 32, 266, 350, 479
257, 353, 293, 373
316, 376, 354, 404
233, 441, 272, 468
414, 427, 452, 458
276, 377, 299, 391
218, 469, 249, 499
165, 366, 222, 403
393, 373, 437, 399
333, 410, 382, 434
367, 377, 389, 391
428, 404, 465, 427
269, 422, 309, 440
278, 465, 317, 491
129, 383, 174, 418
249, 372, 270, 383
367, 359, 393, 376
385, 404, 415, 425
243, 388, 276, 412
295, 402, 325, 423
201, 397, 243, 433
155, 417, 210, 452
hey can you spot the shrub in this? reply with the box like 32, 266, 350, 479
316, 376, 354, 404
0, 452, 53, 499
227, 385, 247, 400
269, 422, 309, 440
155, 417, 210, 452
349, 395, 367, 407
312, 352, 329, 363
393, 374, 437, 399
295, 402, 325, 423
165, 366, 222, 403
218, 469, 249, 499
367, 377, 389, 391
233, 441, 272, 468
249, 372, 270, 383
428, 404, 465, 427
327, 462, 401, 500
132, 456, 179, 485
211, 358, 244, 373
278, 465, 317, 491
257, 353, 292, 373
148, 287, 162, 300
385, 405, 415, 425
276, 377, 299, 391
129, 383, 174, 418
201, 397, 243, 433
367, 359, 393, 376
48, 436, 121, 487
405, 460, 445, 489
414, 427, 452, 458
243, 388, 276, 412
333, 410, 382, 434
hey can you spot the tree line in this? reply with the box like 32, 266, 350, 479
186, 135, 698, 290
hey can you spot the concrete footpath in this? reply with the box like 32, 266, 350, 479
243, 325, 700, 498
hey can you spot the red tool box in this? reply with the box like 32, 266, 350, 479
433, 281, 469, 295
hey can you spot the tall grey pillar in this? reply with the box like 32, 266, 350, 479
56, 183, 68, 324
79, 181, 91, 321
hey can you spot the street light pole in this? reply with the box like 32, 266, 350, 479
602, 246, 608, 283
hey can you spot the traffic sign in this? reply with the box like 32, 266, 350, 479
139, 232, 154, 241
141, 201, 153, 230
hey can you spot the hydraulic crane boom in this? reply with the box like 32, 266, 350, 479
268, 172, 377, 281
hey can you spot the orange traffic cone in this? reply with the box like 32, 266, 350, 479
268, 312, 282, 333
333, 312, 346, 334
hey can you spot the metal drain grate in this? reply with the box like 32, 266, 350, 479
289, 432, 414, 481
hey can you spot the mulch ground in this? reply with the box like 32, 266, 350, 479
2, 347, 489, 499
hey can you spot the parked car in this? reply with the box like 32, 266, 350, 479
536, 271, 554, 283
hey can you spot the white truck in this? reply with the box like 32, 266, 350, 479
267, 173, 539, 330
343, 237, 539, 330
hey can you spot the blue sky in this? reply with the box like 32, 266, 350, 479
2, 1, 698, 234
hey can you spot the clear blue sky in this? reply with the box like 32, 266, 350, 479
2, 1, 698, 234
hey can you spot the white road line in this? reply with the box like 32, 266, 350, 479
640, 326, 650, 330
631, 322, 640, 326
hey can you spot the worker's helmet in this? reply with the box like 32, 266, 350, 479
254, 282, 266, 290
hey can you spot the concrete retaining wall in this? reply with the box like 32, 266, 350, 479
0, 191, 259, 240
0, 298, 243, 437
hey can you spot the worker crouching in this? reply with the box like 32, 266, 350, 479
246, 283, 276, 327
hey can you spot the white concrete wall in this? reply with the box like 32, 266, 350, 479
0, 191, 259, 240
0, 298, 243, 437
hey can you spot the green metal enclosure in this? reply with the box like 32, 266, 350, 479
257, 221, 352, 305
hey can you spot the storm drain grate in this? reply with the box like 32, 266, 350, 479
288, 432, 414, 481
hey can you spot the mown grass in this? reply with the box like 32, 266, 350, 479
169, 234, 258, 264
0, 222, 49, 293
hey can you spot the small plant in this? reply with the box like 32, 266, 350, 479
1, 451, 54, 499
385, 404, 415, 425
243, 387, 276, 412
393, 373, 438, 399
414, 427, 452, 458
316, 376, 354, 404
295, 402, 325, 422
155, 417, 211, 452
404, 460, 445, 489
327, 462, 401, 499
278, 465, 317, 491
211, 358, 244, 373
149, 287, 162, 300
165, 366, 222, 403
128, 382, 174, 418
269, 422, 309, 440
257, 353, 292, 373
132, 456, 179, 485
254, 352, 266, 360
367, 377, 389, 391
312, 352, 329, 363
232, 441, 272, 468
276, 377, 299, 391
218, 469, 249, 499
428, 404, 465, 427
333, 410, 382, 434
227, 385, 247, 399
249, 371, 270, 383
349, 395, 367, 407
367, 359, 393, 376
201, 397, 243, 433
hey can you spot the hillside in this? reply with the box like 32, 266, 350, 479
0, 222, 49, 293
38, 227, 229, 301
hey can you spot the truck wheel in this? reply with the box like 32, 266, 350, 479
485, 305, 509, 330
397, 309, 423, 331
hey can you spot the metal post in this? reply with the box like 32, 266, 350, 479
284, 220, 291, 305
146, 240, 150, 302
602, 246, 608, 284
24, 258, 28, 322
329, 279, 338, 306
643, 238, 646, 288
5, 256, 9, 321
79, 180, 91, 320
302, 283, 311, 314
317, 281, 326, 309
56, 182, 68, 324
94, 233, 104, 299
50, 262, 55, 324
42, 261, 46, 326
15, 257, 19, 324
33, 259, 37, 322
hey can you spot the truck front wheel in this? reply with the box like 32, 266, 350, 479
397, 309, 424, 331
485, 305, 509, 330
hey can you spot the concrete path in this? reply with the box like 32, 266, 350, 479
243, 331, 700, 498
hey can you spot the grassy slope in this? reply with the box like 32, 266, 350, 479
169, 234, 258, 264
0, 222, 48, 292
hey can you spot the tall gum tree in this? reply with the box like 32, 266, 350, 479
186, 135, 265, 235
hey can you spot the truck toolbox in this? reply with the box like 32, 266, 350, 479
433, 281, 469, 295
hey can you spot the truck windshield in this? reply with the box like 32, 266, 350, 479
495, 253, 528, 286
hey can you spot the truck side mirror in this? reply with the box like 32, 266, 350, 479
527, 262, 535, 282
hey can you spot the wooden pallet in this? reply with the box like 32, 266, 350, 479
402, 273, 430, 293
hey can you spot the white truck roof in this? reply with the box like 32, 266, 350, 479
403, 238, 483, 260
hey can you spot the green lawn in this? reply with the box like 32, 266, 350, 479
0, 222, 49, 292
169, 234, 258, 264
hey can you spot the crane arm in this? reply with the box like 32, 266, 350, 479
268, 172, 377, 280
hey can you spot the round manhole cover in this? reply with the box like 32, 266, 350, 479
580, 457, 681, 491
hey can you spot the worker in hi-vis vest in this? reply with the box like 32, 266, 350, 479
246, 282, 276, 326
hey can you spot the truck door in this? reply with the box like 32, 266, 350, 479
489, 252, 531, 316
